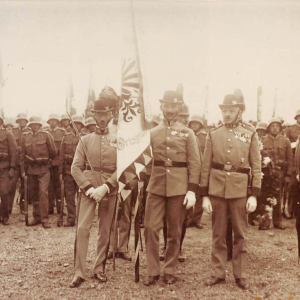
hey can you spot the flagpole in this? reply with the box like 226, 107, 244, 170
257, 86, 262, 122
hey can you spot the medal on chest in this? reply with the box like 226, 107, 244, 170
170, 128, 189, 138
233, 131, 251, 143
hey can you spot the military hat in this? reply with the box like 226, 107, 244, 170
91, 86, 117, 113
294, 109, 300, 120
16, 113, 29, 123
178, 103, 190, 116
256, 121, 267, 131
47, 113, 60, 124
60, 113, 69, 121
188, 115, 204, 127
159, 90, 182, 104
28, 116, 43, 126
71, 114, 84, 127
219, 90, 245, 110
267, 117, 282, 131
84, 117, 96, 127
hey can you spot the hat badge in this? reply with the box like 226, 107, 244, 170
174, 98, 178, 103
232, 100, 237, 104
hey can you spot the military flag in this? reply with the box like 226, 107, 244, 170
66, 75, 76, 116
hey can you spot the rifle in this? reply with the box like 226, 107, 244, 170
57, 174, 65, 227
74, 189, 82, 266
23, 175, 29, 226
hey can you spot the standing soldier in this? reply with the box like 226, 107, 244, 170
187, 114, 206, 229
144, 91, 201, 286
85, 117, 97, 133
260, 117, 293, 229
60, 114, 72, 133
255, 121, 268, 140
20, 116, 57, 228
46, 114, 66, 214
0, 112, 17, 225
201, 94, 261, 290
69, 87, 118, 288
59, 115, 85, 227
294, 136, 300, 265
10, 113, 31, 213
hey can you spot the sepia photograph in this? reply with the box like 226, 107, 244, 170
0, 0, 300, 299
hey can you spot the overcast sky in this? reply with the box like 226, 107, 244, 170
0, 0, 300, 124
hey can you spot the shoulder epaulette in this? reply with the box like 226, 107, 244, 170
241, 122, 256, 133
210, 123, 223, 132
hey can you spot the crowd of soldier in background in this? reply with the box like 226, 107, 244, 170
0, 105, 300, 253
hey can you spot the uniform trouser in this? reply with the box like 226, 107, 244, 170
0, 168, 11, 221
64, 174, 77, 224
29, 172, 50, 224
109, 188, 135, 253
48, 166, 61, 213
74, 193, 116, 279
9, 167, 22, 212
296, 201, 300, 258
273, 188, 283, 227
288, 172, 300, 216
211, 196, 248, 279
144, 193, 186, 276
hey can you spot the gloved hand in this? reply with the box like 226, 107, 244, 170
267, 197, 277, 206
85, 187, 95, 197
59, 174, 63, 183
246, 196, 257, 213
90, 185, 108, 203
8, 168, 15, 180
183, 191, 196, 209
202, 196, 213, 214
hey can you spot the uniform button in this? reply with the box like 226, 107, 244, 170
168, 127, 170, 129
227, 162, 230, 164
102, 143, 104, 145
228, 139, 231, 142
227, 172, 230, 176
102, 136, 104, 139
227, 150, 230, 153
167, 158, 170, 160
229, 129, 232, 132
167, 147, 170, 150
167, 169, 170, 173
167, 137, 170, 140
101, 149, 104, 152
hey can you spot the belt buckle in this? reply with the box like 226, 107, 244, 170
165, 160, 173, 167
224, 164, 233, 171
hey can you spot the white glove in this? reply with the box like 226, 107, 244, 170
90, 185, 108, 202
85, 187, 95, 197
202, 196, 213, 214
246, 196, 257, 213
183, 191, 196, 209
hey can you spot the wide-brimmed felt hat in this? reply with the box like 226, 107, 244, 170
159, 90, 182, 105
91, 86, 117, 113
219, 93, 245, 110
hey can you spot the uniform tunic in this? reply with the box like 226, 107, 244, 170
71, 127, 117, 278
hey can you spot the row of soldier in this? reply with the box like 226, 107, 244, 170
0, 87, 299, 291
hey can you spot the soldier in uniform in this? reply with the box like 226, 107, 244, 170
85, 117, 97, 133
60, 114, 72, 133
20, 116, 57, 228
46, 114, 66, 214
201, 94, 261, 290
10, 113, 31, 213
0, 112, 17, 225
69, 87, 118, 288
59, 115, 84, 227
294, 136, 300, 264
260, 117, 293, 229
144, 90, 201, 286
187, 114, 206, 229
255, 121, 268, 139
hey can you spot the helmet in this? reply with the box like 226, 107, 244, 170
294, 109, 300, 120
178, 103, 189, 116
85, 117, 96, 127
219, 90, 245, 111
267, 117, 282, 131
16, 113, 28, 123
60, 113, 69, 121
28, 116, 43, 126
47, 113, 60, 124
256, 121, 267, 131
188, 115, 204, 127
71, 114, 84, 127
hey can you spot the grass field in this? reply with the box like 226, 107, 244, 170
0, 206, 299, 300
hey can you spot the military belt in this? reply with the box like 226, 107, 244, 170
212, 162, 250, 174
86, 166, 114, 174
154, 160, 187, 168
